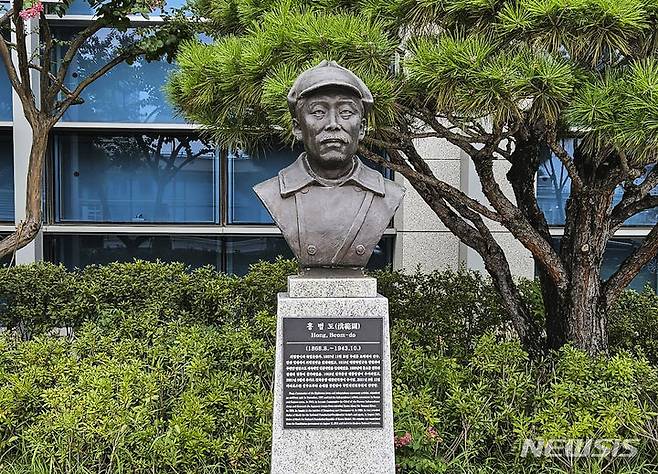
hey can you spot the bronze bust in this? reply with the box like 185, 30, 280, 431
253, 61, 405, 268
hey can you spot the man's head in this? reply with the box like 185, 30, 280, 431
287, 61, 373, 178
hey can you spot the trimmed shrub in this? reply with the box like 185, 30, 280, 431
0, 263, 78, 339
608, 288, 658, 364
0, 258, 295, 339
375, 268, 510, 359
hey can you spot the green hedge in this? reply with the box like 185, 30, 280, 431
1, 261, 657, 473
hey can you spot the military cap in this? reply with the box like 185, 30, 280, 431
287, 60, 374, 116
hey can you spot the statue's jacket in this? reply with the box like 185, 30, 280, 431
254, 154, 405, 268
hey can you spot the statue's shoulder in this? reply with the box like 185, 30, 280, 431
384, 177, 405, 198
383, 176, 405, 208
253, 175, 280, 206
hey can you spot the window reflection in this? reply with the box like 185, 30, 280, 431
45, 234, 394, 275
538, 140, 658, 226
55, 133, 218, 223
537, 140, 573, 225
0, 133, 13, 221
224, 235, 393, 275
54, 27, 182, 123
46, 234, 222, 270
227, 146, 300, 224
0, 63, 11, 121
224, 236, 294, 275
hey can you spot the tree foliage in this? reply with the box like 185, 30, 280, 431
169, 0, 658, 355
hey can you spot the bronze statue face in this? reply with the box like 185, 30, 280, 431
292, 87, 366, 180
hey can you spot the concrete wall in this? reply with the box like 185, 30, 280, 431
393, 138, 534, 278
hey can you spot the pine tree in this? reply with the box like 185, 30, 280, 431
168, 0, 658, 356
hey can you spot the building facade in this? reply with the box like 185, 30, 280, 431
1, 2, 657, 289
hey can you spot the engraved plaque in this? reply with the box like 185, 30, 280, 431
282, 317, 384, 429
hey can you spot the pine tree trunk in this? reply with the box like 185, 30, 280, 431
552, 187, 613, 355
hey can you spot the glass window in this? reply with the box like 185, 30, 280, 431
0, 62, 11, 121
45, 234, 394, 275
45, 234, 222, 270
368, 235, 395, 270
224, 236, 294, 275
64, 0, 187, 15
227, 146, 300, 224
224, 235, 393, 275
54, 133, 218, 223
0, 133, 13, 221
601, 238, 657, 292
228, 146, 393, 224
54, 27, 183, 123
538, 139, 658, 226
537, 140, 574, 226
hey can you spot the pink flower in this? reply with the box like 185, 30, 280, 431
394, 432, 413, 448
19, 1, 43, 20
427, 426, 443, 442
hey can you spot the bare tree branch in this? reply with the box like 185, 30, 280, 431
610, 165, 658, 229
618, 150, 643, 180
28, 64, 82, 101
0, 10, 39, 123
0, 9, 21, 91
611, 194, 658, 229
51, 49, 136, 124
471, 153, 568, 289
381, 151, 543, 354
51, 22, 105, 102
396, 103, 482, 156
638, 165, 658, 196
39, 9, 53, 113
13, 4, 34, 96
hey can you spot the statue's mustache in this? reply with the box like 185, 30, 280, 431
318, 135, 349, 144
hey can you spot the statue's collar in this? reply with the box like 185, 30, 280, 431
278, 153, 385, 198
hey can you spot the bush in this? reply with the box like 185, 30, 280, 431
608, 288, 658, 364
0, 313, 275, 474
375, 268, 510, 359
0, 263, 78, 339
392, 333, 658, 472
0, 258, 295, 339
1, 260, 658, 473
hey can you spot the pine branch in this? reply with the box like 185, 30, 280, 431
358, 144, 503, 223
603, 223, 658, 307
546, 131, 583, 192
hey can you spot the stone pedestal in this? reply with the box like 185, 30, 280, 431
270, 274, 395, 474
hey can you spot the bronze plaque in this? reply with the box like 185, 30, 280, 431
282, 317, 383, 429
